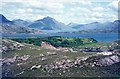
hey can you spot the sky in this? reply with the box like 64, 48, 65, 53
0, 0, 119, 24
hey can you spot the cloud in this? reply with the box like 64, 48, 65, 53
27, 8, 33, 12
27, 1, 64, 10
1, 0, 118, 24
78, 1, 92, 5
71, 7, 91, 13
18, 9, 26, 13
108, 0, 120, 12
92, 7, 104, 12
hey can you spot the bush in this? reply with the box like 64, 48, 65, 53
11, 36, 98, 48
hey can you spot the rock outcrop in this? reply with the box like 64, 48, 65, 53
1, 39, 24, 53
98, 55, 119, 66
41, 42, 56, 50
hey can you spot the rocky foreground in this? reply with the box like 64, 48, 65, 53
1, 39, 120, 77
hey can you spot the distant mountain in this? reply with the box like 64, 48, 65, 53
28, 16, 66, 30
1, 14, 119, 33
1, 24, 31, 33
12, 19, 31, 26
71, 21, 119, 33
0, 14, 12, 23
0, 14, 42, 34
67, 23, 81, 28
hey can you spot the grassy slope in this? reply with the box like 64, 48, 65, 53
2, 42, 95, 77
2, 38, 119, 77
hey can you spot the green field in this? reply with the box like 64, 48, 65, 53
10, 36, 97, 48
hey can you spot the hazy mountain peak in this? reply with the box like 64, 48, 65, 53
12, 19, 31, 26
67, 22, 80, 27
44, 16, 54, 19
68, 22, 78, 25
114, 20, 120, 23
0, 14, 12, 23
12, 19, 24, 21
29, 17, 65, 30
71, 20, 119, 33
89, 22, 99, 24
36, 16, 57, 23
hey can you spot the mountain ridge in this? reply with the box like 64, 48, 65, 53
0, 14, 42, 34
12, 19, 31, 26
0, 14, 13, 23
28, 16, 66, 30
71, 20, 119, 33
1, 14, 119, 33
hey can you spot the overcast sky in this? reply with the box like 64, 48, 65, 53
0, 0, 119, 24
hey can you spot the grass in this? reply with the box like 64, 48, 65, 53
2, 41, 96, 77
10, 36, 97, 48
3, 38, 118, 77
78, 42, 111, 48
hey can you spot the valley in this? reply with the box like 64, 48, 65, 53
1, 13, 119, 78
1, 0, 120, 78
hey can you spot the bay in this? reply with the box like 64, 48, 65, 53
2, 33, 119, 42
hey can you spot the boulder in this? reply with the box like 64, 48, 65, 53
98, 55, 120, 66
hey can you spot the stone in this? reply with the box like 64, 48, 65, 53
98, 55, 120, 66
41, 57, 47, 61
30, 65, 41, 70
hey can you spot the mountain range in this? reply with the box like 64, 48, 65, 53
0, 14, 42, 34
12, 19, 31, 27
0, 14, 119, 33
28, 16, 65, 30
71, 21, 119, 33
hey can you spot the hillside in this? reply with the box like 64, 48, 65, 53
71, 21, 119, 33
0, 14, 43, 34
1, 38, 120, 77
12, 19, 31, 27
0, 14, 12, 23
28, 16, 65, 30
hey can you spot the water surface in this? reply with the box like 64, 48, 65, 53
2, 33, 118, 42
